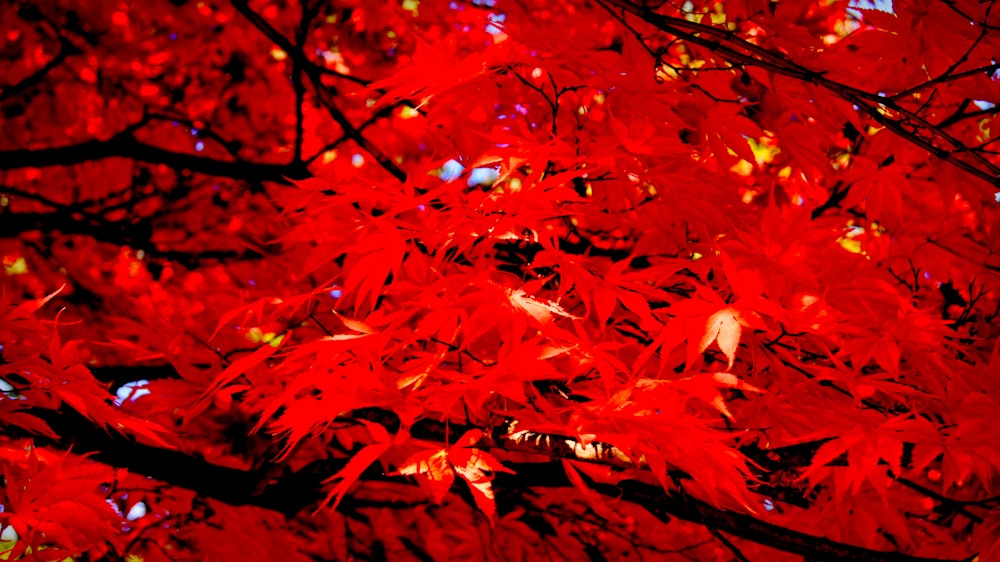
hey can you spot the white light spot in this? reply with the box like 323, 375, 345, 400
467, 167, 499, 187
847, 0, 894, 14
126, 502, 147, 521
439, 159, 464, 182
0, 378, 24, 400
115, 380, 151, 406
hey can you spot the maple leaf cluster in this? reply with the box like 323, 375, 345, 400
1, 0, 999, 560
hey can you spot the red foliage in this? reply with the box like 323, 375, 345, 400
2, 0, 999, 560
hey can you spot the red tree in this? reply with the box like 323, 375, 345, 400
2, 0, 999, 560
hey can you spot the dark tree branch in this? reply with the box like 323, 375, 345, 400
0, 131, 308, 183
146, 113, 244, 158
305, 101, 405, 165
600, 0, 1000, 188
0, 35, 80, 102
611, 478, 956, 562
811, 181, 852, 219
290, 2, 315, 164
707, 527, 751, 562
937, 104, 1000, 129
2, 4, 408, 186
0, 209, 265, 267
230, 0, 408, 183
91, 364, 199, 386
14, 404, 963, 562
892, 63, 1000, 100
891, 3, 993, 101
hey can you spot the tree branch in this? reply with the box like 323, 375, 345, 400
0, 132, 307, 183
0, 208, 266, 267
229, 0, 408, 183
0, 35, 80, 102
600, 0, 1000, 188
8, 394, 966, 562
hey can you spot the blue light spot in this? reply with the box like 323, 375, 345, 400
467, 167, 499, 187
995, 192, 1000, 203
329, 288, 343, 299
924, 271, 931, 279
439, 159, 465, 182
247, 279, 256, 286
191, 129, 199, 136
195, 141, 205, 151
169, 33, 177, 40
417, 204, 426, 211
763, 498, 775, 511
973, 100, 996, 111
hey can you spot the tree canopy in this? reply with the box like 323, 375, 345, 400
2, 0, 1000, 560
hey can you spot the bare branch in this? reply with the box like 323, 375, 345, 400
230, 0, 408, 182
0, 130, 307, 183
0, 35, 80, 102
